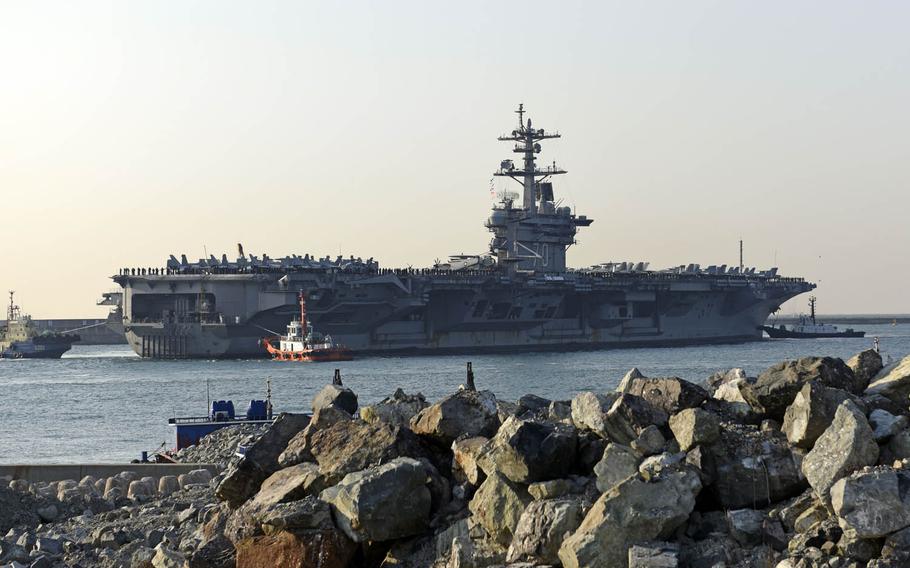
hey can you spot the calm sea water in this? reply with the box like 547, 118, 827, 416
1, 324, 908, 464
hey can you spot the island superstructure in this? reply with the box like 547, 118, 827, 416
110, 106, 814, 358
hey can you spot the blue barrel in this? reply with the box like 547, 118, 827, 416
211, 400, 236, 421
246, 400, 268, 420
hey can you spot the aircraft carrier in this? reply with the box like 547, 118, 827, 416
110, 106, 814, 359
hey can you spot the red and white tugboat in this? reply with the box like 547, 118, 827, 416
263, 292, 352, 362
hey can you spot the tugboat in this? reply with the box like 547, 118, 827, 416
1, 291, 80, 358
262, 292, 352, 362
762, 296, 865, 339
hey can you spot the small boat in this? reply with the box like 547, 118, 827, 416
167, 381, 275, 451
762, 296, 865, 339
1, 291, 80, 359
262, 292, 353, 362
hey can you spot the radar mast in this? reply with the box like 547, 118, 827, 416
494, 103, 566, 214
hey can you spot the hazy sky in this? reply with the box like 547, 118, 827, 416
1, 1, 907, 318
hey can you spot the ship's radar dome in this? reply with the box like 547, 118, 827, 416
488, 209, 508, 227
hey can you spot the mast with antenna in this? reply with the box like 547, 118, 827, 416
494, 103, 566, 213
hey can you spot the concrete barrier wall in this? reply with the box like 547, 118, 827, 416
0, 463, 221, 484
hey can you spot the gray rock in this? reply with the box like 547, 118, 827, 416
830, 469, 910, 538
847, 349, 883, 390
410, 389, 500, 444
620, 376, 708, 415
709, 423, 804, 509
33, 538, 62, 556
838, 527, 885, 562
710, 378, 755, 419
34, 505, 57, 523
258, 496, 333, 535
782, 382, 864, 449
452, 436, 488, 486
881, 525, 910, 562
869, 409, 909, 441
215, 413, 311, 508
506, 498, 585, 564
706, 367, 748, 394
29, 556, 51, 568
602, 393, 668, 445
776, 492, 818, 532
467, 470, 532, 546
359, 388, 427, 427
628, 541, 679, 567
517, 393, 552, 415
887, 429, 910, 462
616, 367, 645, 393
303, 418, 428, 485
276, 406, 351, 467
594, 443, 640, 493
547, 400, 573, 424
477, 416, 577, 483
745, 356, 862, 419
152, 543, 186, 568
528, 478, 583, 500
570, 391, 620, 438
726, 508, 765, 546
639, 452, 685, 481
668, 408, 720, 451
321, 457, 431, 543
312, 383, 358, 415
802, 401, 879, 500
558, 467, 702, 568
631, 425, 666, 456
253, 462, 326, 506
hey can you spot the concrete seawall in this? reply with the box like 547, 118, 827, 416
0, 463, 220, 483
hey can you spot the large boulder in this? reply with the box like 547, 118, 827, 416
468, 470, 532, 546
668, 408, 720, 451
782, 382, 863, 449
234, 528, 355, 568
847, 349, 883, 391
602, 394, 669, 445
452, 436, 488, 485
410, 389, 500, 444
711, 378, 755, 419
258, 497, 334, 535
802, 401, 879, 500
312, 384, 358, 415
506, 497, 586, 564
628, 542, 680, 568
570, 391, 620, 438
216, 413, 311, 508
866, 355, 910, 406
593, 443, 640, 493
477, 416, 577, 483
869, 409, 909, 441
745, 356, 862, 419
558, 467, 702, 568
830, 469, 910, 538
285, 418, 428, 485
359, 388, 428, 427
621, 376, 708, 415
320, 457, 432, 543
251, 463, 327, 507
277, 406, 352, 467
708, 423, 804, 509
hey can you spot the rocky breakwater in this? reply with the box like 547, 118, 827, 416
5, 350, 910, 567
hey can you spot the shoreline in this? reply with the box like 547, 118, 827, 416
1, 350, 909, 567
